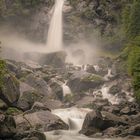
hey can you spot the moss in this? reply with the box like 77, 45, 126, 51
6, 107, 22, 115
81, 74, 103, 82
63, 94, 73, 103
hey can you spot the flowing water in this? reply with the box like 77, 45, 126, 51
45, 108, 139, 140
46, 0, 64, 51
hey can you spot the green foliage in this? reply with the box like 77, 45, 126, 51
121, 0, 140, 103
127, 45, 140, 102
122, 0, 140, 39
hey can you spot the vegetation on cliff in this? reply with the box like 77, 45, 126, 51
122, 0, 140, 103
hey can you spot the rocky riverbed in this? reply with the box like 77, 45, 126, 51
0, 51, 140, 140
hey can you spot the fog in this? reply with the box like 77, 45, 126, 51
0, 0, 100, 66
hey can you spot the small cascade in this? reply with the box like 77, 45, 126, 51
93, 65, 100, 72
45, 107, 92, 140
52, 107, 91, 131
62, 82, 72, 96
46, 0, 64, 51
104, 68, 114, 81
100, 85, 120, 104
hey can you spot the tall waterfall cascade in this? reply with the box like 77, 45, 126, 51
46, 0, 64, 52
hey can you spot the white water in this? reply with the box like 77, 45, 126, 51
45, 108, 139, 140
104, 68, 114, 81
46, 0, 64, 51
52, 107, 91, 131
62, 82, 72, 96
45, 107, 92, 139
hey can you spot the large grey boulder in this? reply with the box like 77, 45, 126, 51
0, 73, 20, 106
80, 110, 128, 136
80, 110, 103, 136
49, 79, 63, 100
23, 73, 51, 97
17, 90, 43, 111
0, 112, 16, 138
67, 71, 104, 93
15, 111, 69, 132
39, 51, 67, 68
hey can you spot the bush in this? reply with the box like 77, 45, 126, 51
127, 45, 140, 103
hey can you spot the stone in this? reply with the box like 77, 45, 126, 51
67, 71, 104, 93
0, 73, 20, 106
49, 79, 63, 100
15, 111, 69, 132
14, 130, 46, 140
17, 90, 43, 111
80, 110, 103, 136
39, 51, 67, 68
23, 73, 51, 97
0, 113, 16, 138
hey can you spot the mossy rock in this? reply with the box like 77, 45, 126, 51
6, 107, 22, 115
81, 74, 103, 83
17, 90, 43, 111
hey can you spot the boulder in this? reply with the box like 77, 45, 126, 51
67, 71, 104, 93
17, 90, 43, 111
103, 127, 121, 137
101, 111, 128, 129
23, 73, 51, 97
109, 84, 121, 95
0, 112, 16, 138
15, 111, 69, 132
121, 124, 140, 136
80, 110, 128, 136
0, 99, 8, 110
31, 102, 51, 112
0, 73, 20, 106
49, 79, 63, 100
80, 110, 103, 136
39, 51, 67, 68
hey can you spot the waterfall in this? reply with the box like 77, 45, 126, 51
46, 0, 64, 52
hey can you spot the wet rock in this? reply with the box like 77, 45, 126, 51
0, 99, 8, 110
101, 111, 128, 129
6, 60, 18, 75
49, 79, 63, 100
67, 71, 104, 93
31, 102, 51, 112
86, 65, 96, 74
0, 73, 20, 106
14, 130, 46, 140
80, 109, 128, 136
103, 127, 121, 137
15, 111, 69, 132
0, 113, 16, 138
80, 110, 103, 136
39, 51, 67, 68
109, 84, 121, 95
92, 98, 110, 110
42, 99, 63, 110
121, 124, 140, 136
17, 90, 43, 111
23, 73, 51, 97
